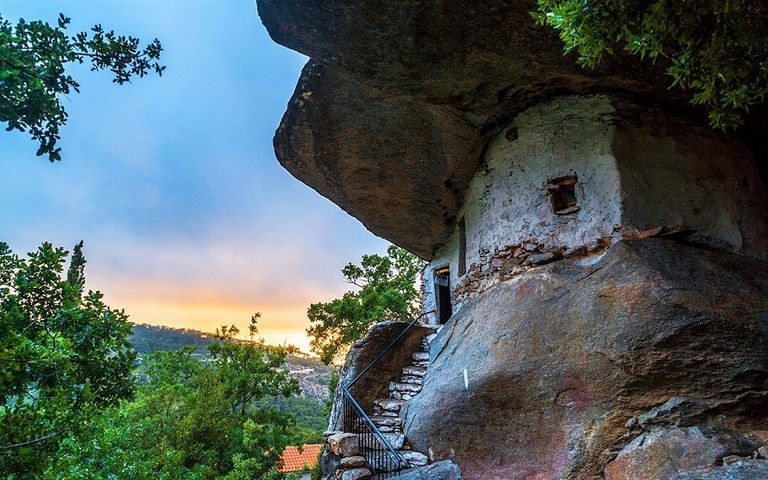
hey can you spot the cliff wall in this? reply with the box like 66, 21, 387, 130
408, 239, 768, 479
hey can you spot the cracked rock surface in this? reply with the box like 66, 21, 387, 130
403, 238, 768, 479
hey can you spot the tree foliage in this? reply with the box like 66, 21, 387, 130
534, 0, 768, 128
0, 243, 305, 479
0, 241, 135, 478
0, 13, 164, 161
307, 245, 424, 364
50, 335, 302, 480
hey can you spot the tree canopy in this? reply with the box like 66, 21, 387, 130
0, 13, 164, 161
307, 245, 424, 364
535, 0, 768, 128
0, 241, 135, 478
0, 243, 308, 479
47, 342, 298, 480
50, 342, 301, 480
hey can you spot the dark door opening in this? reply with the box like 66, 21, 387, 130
434, 268, 452, 324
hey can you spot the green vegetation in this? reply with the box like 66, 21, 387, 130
50, 343, 301, 480
130, 323, 334, 438
534, 0, 768, 128
307, 245, 424, 364
0, 13, 164, 161
0, 241, 135, 478
256, 396, 326, 444
131, 323, 220, 355
0, 242, 316, 479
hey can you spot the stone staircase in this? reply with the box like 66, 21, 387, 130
363, 330, 437, 469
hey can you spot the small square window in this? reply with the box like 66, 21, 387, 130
547, 176, 579, 215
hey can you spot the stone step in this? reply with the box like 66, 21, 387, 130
401, 375, 424, 385
366, 447, 429, 472
389, 381, 422, 393
375, 424, 402, 433
369, 415, 402, 427
412, 351, 429, 362
390, 390, 414, 400
373, 398, 404, 412
366, 454, 402, 473
398, 450, 429, 468
412, 360, 429, 368
425, 333, 437, 344
402, 366, 427, 377
374, 410, 399, 418
360, 432, 405, 450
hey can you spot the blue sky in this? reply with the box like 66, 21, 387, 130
0, 0, 387, 352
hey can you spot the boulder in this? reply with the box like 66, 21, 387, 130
257, 1, 674, 102
327, 433, 360, 457
340, 456, 367, 468
403, 239, 768, 479
339, 467, 372, 480
669, 460, 768, 480
400, 451, 429, 468
604, 427, 760, 480
390, 460, 463, 480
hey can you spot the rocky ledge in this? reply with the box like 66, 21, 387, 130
257, 0, 767, 259
403, 238, 768, 479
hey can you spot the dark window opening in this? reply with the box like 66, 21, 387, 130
458, 217, 467, 277
434, 268, 452, 324
547, 175, 579, 215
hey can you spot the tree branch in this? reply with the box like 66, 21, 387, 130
0, 431, 59, 450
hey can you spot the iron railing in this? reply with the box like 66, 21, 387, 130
341, 388, 405, 478
341, 311, 434, 479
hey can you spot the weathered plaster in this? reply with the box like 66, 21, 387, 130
422, 95, 768, 312
614, 120, 768, 257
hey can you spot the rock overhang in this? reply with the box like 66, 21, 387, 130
257, 0, 767, 259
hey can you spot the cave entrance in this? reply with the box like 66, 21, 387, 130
434, 267, 452, 324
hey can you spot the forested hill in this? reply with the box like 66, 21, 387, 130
130, 323, 334, 401
130, 323, 220, 355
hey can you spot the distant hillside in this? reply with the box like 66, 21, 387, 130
130, 323, 334, 401
131, 324, 219, 355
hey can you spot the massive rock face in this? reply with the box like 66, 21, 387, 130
258, 4, 768, 479
257, 1, 672, 102
403, 239, 768, 479
257, 0, 767, 259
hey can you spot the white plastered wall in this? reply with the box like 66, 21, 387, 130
421, 94, 768, 313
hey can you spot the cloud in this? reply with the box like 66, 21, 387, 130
0, 0, 384, 355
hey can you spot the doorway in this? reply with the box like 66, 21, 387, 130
434, 267, 452, 324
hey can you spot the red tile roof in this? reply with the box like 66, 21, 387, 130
279, 444, 322, 473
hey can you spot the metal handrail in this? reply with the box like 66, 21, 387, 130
341, 387, 404, 461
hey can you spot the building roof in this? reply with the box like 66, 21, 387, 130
279, 444, 322, 473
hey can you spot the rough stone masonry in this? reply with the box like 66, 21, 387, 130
257, 2, 768, 479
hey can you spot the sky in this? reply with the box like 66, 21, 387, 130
0, 0, 388, 353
